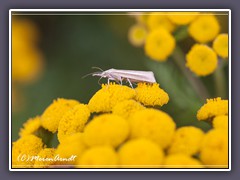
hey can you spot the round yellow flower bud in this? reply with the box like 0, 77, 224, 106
135, 83, 169, 106
189, 14, 220, 43
186, 44, 218, 76
200, 129, 228, 168
19, 116, 41, 137
167, 12, 199, 25
197, 97, 228, 121
33, 148, 56, 168
164, 154, 204, 168
168, 126, 204, 155
128, 24, 148, 47
144, 28, 176, 61
76, 146, 118, 168
118, 138, 164, 168
129, 109, 176, 149
58, 104, 90, 143
88, 83, 136, 113
12, 135, 44, 168
213, 34, 228, 58
41, 98, 80, 133
213, 115, 228, 130
83, 114, 129, 148
112, 99, 145, 120
55, 133, 86, 165
147, 12, 175, 32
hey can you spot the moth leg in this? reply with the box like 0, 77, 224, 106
119, 76, 123, 85
127, 78, 133, 88
98, 76, 104, 85
107, 77, 115, 85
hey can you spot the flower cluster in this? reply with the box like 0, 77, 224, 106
128, 12, 229, 76
12, 83, 228, 168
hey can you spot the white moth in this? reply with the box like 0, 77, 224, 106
84, 67, 156, 88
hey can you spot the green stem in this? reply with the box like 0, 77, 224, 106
171, 46, 210, 102
214, 60, 227, 98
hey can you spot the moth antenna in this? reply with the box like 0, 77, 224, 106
92, 66, 104, 72
81, 71, 101, 79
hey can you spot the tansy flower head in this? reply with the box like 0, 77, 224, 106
112, 99, 145, 119
164, 154, 204, 168
33, 148, 56, 168
12, 48, 43, 83
129, 109, 176, 149
76, 146, 118, 168
41, 98, 80, 133
186, 44, 218, 76
168, 126, 204, 156
134, 83, 169, 106
55, 133, 86, 165
58, 104, 90, 143
135, 13, 149, 25
200, 129, 228, 168
147, 12, 175, 32
188, 14, 220, 43
19, 116, 41, 137
144, 28, 176, 61
213, 115, 228, 130
12, 135, 44, 168
83, 114, 129, 148
167, 12, 200, 25
12, 18, 39, 47
88, 83, 136, 113
118, 138, 164, 168
128, 24, 148, 47
213, 34, 228, 59
197, 97, 228, 121
12, 18, 43, 83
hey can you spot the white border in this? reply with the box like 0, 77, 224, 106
9, 9, 231, 172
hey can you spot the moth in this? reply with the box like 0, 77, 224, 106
83, 67, 156, 88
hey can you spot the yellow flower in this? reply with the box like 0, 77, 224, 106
58, 104, 90, 143
83, 114, 129, 148
12, 50, 44, 83
144, 28, 176, 61
19, 116, 41, 137
188, 14, 220, 43
33, 148, 56, 168
147, 12, 175, 32
41, 98, 80, 133
12, 18, 39, 48
164, 154, 204, 168
12, 135, 44, 168
197, 97, 228, 121
167, 12, 200, 25
213, 34, 228, 58
200, 129, 228, 168
118, 138, 164, 168
55, 133, 86, 165
135, 13, 149, 25
128, 24, 148, 47
12, 18, 43, 83
129, 109, 176, 149
135, 83, 169, 106
76, 146, 118, 168
112, 99, 145, 119
168, 126, 204, 156
186, 44, 218, 76
88, 83, 136, 113
213, 115, 228, 130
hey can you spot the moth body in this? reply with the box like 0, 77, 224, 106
92, 68, 156, 87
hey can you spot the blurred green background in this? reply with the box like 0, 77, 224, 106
12, 13, 229, 141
